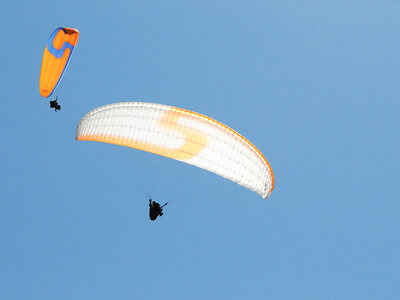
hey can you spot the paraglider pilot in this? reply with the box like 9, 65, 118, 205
149, 199, 167, 221
50, 97, 61, 112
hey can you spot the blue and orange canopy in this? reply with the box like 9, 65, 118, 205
39, 27, 79, 98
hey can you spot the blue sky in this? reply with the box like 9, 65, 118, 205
1, 1, 399, 299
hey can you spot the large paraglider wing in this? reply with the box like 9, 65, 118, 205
39, 27, 79, 98
76, 102, 274, 199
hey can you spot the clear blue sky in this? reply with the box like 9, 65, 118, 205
1, 1, 399, 299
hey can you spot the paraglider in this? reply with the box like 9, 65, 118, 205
149, 199, 168, 221
39, 27, 79, 110
76, 102, 274, 199
49, 97, 61, 112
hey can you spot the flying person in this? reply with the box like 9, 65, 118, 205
50, 97, 61, 112
149, 199, 167, 221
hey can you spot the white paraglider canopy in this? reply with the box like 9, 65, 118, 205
76, 102, 274, 199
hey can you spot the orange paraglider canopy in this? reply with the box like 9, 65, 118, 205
39, 27, 79, 98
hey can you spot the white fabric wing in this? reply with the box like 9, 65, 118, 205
76, 102, 274, 199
